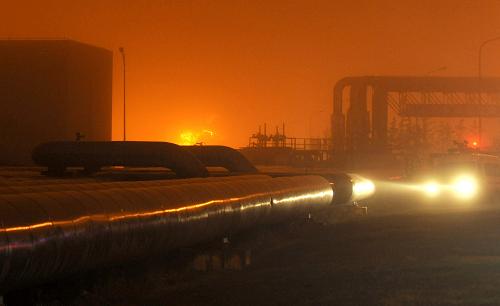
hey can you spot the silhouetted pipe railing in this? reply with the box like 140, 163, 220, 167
32, 141, 209, 178
0, 175, 332, 293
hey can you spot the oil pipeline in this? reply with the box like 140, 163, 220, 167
32, 141, 209, 177
0, 141, 372, 295
0, 175, 333, 293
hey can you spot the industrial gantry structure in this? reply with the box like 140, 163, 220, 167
331, 76, 500, 157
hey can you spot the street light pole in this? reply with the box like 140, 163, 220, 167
119, 47, 126, 141
478, 36, 500, 145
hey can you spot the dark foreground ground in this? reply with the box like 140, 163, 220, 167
7, 189, 500, 306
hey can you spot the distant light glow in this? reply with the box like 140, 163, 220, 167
352, 179, 375, 200
422, 182, 440, 197
452, 175, 478, 199
179, 129, 216, 145
180, 131, 199, 145
203, 129, 215, 136
472, 141, 478, 147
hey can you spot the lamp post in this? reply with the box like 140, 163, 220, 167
119, 47, 126, 141
478, 36, 500, 144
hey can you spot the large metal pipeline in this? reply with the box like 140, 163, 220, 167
0, 175, 270, 195
32, 141, 209, 178
0, 175, 333, 293
0, 177, 97, 187
184, 145, 258, 173
263, 171, 355, 204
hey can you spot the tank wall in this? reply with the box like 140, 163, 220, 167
0, 40, 112, 165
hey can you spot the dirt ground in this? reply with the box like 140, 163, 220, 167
8, 187, 500, 306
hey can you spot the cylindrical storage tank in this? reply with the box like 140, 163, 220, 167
0, 175, 332, 293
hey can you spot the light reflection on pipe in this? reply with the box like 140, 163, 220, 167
0, 175, 333, 292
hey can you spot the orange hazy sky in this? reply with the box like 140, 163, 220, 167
2, 0, 500, 147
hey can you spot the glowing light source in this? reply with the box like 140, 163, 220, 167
452, 175, 478, 199
422, 182, 440, 197
472, 141, 478, 148
179, 131, 199, 145
352, 179, 375, 200
178, 129, 216, 145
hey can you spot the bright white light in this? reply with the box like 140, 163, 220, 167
422, 182, 440, 197
452, 176, 478, 199
352, 179, 375, 200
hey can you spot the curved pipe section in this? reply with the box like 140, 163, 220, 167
184, 145, 258, 173
32, 141, 209, 178
332, 76, 500, 154
319, 173, 353, 204
0, 175, 332, 293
